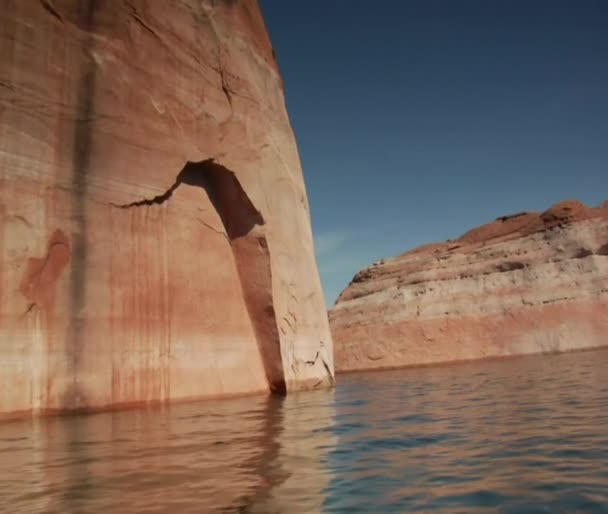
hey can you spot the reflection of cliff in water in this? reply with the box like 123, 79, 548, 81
244, 391, 337, 513
0, 390, 336, 513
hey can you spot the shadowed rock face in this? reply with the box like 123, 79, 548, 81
330, 200, 608, 372
0, 0, 333, 418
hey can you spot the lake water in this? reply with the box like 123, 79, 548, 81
2, 349, 608, 513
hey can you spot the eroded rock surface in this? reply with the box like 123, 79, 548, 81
330, 201, 608, 372
0, 0, 333, 418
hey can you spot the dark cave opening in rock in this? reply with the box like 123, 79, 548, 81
114, 159, 287, 395
187, 160, 286, 395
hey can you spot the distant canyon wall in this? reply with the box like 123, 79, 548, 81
0, 0, 333, 418
330, 200, 608, 372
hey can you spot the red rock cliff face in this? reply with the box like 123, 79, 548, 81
330, 201, 608, 372
0, 0, 334, 418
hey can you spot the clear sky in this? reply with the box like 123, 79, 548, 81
260, 0, 608, 306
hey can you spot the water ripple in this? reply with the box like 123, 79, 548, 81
1, 349, 608, 513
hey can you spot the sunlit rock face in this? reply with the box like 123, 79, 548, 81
0, 0, 333, 418
330, 201, 608, 372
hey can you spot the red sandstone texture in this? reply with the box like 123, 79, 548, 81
330, 200, 608, 372
0, 0, 333, 418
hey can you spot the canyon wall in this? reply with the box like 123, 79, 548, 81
0, 0, 333, 418
330, 201, 608, 372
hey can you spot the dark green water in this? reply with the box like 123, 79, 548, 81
2, 349, 608, 513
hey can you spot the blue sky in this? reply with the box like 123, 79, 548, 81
260, 0, 608, 305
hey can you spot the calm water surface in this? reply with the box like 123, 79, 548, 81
2, 349, 608, 513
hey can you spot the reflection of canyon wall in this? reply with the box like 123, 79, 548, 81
247, 392, 337, 513
331, 201, 608, 372
0, 392, 336, 513
0, 0, 333, 418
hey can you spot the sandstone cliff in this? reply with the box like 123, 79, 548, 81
330, 201, 608, 372
0, 0, 334, 418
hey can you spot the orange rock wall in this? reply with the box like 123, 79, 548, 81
330, 201, 608, 372
0, 0, 334, 418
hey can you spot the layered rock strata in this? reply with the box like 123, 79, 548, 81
330, 201, 608, 372
0, 0, 333, 418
